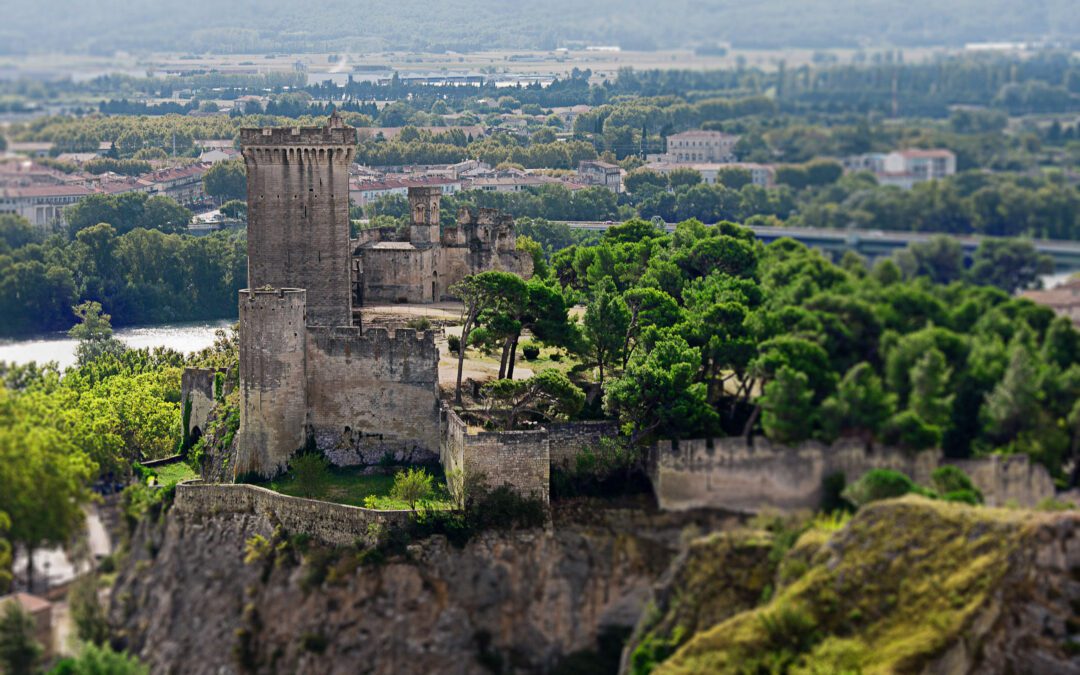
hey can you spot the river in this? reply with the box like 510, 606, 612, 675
0, 319, 236, 370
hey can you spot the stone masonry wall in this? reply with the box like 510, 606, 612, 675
235, 288, 307, 480
242, 121, 356, 327
547, 421, 619, 468
651, 437, 1056, 513
360, 247, 438, 304
306, 327, 441, 466
949, 454, 1057, 507
443, 408, 550, 503
180, 367, 224, 442
173, 481, 411, 547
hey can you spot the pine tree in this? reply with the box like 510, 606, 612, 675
760, 366, 814, 445
909, 348, 954, 430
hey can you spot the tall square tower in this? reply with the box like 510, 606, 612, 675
240, 112, 357, 326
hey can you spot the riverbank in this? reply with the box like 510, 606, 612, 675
0, 319, 235, 369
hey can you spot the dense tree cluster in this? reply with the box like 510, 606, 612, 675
0, 213, 245, 336
0, 314, 239, 591
501, 218, 1080, 484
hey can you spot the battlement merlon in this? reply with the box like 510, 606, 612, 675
239, 287, 308, 302
239, 123, 357, 148
306, 325, 438, 353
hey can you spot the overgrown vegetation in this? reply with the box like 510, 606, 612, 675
655, 497, 1037, 673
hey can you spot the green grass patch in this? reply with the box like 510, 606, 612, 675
150, 461, 198, 487
261, 464, 454, 510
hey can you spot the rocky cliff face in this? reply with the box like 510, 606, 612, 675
108, 500, 737, 675
109, 497, 1080, 675
631, 498, 1080, 675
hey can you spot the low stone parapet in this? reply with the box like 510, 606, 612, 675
173, 481, 413, 547
650, 437, 1056, 513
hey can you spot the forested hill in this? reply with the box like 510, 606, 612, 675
2, 0, 1077, 55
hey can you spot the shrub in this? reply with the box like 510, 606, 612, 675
758, 602, 820, 655
290, 453, 330, 498
820, 471, 851, 513
468, 485, 547, 531
300, 632, 329, 654
841, 469, 920, 507
522, 343, 541, 361
882, 410, 941, 451
549, 351, 563, 362
930, 466, 983, 503
447, 334, 461, 354
49, 643, 148, 675
69, 574, 109, 646
390, 467, 434, 509
0, 602, 42, 675
406, 317, 432, 332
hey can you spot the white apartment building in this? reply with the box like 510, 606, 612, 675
844, 149, 957, 189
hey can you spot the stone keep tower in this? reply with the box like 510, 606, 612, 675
408, 186, 441, 245
240, 113, 356, 327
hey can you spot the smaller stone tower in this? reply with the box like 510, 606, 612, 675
408, 186, 442, 245
235, 288, 308, 479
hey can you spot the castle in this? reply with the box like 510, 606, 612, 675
179, 116, 1059, 511
230, 113, 529, 479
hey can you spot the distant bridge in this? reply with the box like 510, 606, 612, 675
566, 222, 1080, 273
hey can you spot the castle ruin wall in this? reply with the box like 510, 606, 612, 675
443, 408, 550, 503
306, 327, 441, 466
180, 367, 225, 443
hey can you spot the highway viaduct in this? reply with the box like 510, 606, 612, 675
566, 222, 1080, 273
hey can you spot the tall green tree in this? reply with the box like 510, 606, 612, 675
579, 280, 630, 388
69, 301, 127, 367
483, 369, 584, 430
604, 334, 716, 441
202, 159, 247, 202
909, 348, 954, 431
820, 363, 895, 441
759, 366, 814, 445
0, 418, 94, 591
450, 272, 528, 405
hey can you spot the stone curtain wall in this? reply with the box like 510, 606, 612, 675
360, 247, 438, 304
306, 327, 441, 465
650, 437, 1056, 513
443, 408, 551, 502
547, 421, 619, 468
173, 481, 411, 547
949, 454, 1057, 507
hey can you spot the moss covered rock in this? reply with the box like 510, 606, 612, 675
655, 496, 1080, 674
625, 530, 776, 674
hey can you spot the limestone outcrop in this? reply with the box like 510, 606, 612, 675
108, 498, 1080, 674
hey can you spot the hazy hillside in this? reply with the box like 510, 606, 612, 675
4, 0, 1078, 55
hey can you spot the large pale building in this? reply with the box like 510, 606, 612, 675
651, 130, 740, 164
844, 149, 957, 189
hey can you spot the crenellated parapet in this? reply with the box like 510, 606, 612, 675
239, 115, 357, 148
241, 144, 355, 166
305, 326, 439, 383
